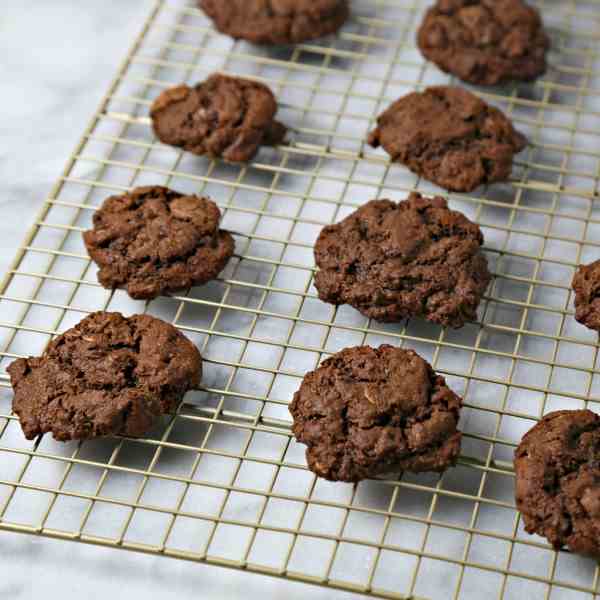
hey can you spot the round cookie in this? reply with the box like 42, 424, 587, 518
368, 86, 527, 192
514, 410, 600, 558
314, 193, 491, 329
150, 74, 286, 163
7, 312, 202, 442
199, 0, 349, 45
572, 260, 600, 332
417, 0, 550, 86
289, 345, 463, 482
83, 186, 235, 300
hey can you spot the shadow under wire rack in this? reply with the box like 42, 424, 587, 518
1, 1, 600, 599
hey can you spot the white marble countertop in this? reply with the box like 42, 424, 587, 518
4, 2, 600, 599
0, 2, 350, 598
0, 1, 151, 276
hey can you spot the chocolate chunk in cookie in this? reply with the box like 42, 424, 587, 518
150, 74, 286, 163
515, 410, 600, 558
83, 186, 235, 300
417, 0, 550, 86
368, 86, 527, 192
199, 0, 349, 45
289, 345, 463, 482
572, 260, 600, 332
7, 312, 202, 442
314, 193, 491, 328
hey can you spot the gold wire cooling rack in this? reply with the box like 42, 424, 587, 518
1, 1, 600, 598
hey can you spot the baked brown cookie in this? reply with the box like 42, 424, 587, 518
515, 410, 600, 559
199, 0, 349, 45
7, 312, 202, 442
314, 193, 491, 328
572, 260, 600, 332
150, 74, 286, 162
83, 186, 235, 300
417, 0, 550, 86
289, 345, 463, 482
368, 86, 527, 192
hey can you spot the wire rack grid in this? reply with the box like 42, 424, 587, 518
1, 1, 600, 599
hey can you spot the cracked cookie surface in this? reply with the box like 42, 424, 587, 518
514, 410, 600, 558
417, 0, 550, 85
150, 74, 286, 162
572, 260, 600, 332
7, 312, 202, 441
199, 0, 349, 45
314, 193, 491, 328
83, 186, 235, 300
289, 345, 463, 482
368, 86, 527, 192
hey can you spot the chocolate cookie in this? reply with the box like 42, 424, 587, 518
368, 86, 527, 192
289, 345, 463, 482
199, 0, 349, 45
514, 410, 600, 558
83, 186, 235, 300
417, 0, 550, 86
7, 312, 202, 442
150, 74, 286, 162
572, 260, 600, 332
314, 193, 491, 328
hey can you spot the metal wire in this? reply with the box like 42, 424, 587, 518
1, 1, 600, 599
